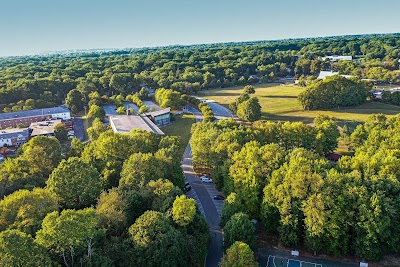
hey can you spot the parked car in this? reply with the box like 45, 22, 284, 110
201, 177, 213, 183
214, 195, 224, 200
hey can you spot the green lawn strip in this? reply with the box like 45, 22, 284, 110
162, 113, 195, 156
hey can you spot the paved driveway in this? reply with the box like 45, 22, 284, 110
183, 106, 224, 267
73, 117, 85, 141
207, 102, 240, 121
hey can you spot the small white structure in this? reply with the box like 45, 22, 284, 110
321, 55, 353, 62
360, 262, 368, 267
291, 250, 299, 256
318, 71, 354, 80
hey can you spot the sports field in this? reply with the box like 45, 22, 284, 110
196, 83, 400, 123
267, 255, 322, 267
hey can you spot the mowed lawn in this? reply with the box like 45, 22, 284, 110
197, 83, 400, 123
162, 113, 195, 156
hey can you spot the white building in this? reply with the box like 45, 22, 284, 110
318, 71, 354, 80
321, 55, 353, 62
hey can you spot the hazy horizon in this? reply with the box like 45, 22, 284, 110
1, 0, 400, 57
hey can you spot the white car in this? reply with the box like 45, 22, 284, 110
201, 176, 213, 183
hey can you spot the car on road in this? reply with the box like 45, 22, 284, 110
201, 177, 213, 183
185, 182, 191, 192
213, 195, 224, 200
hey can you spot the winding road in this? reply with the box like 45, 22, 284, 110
182, 104, 236, 267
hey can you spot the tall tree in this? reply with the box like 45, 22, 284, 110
129, 210, 185, 267
237, 97, 262, 122
54, 123, 68, 142
96, 188, 128, 236
36, 208, 105, 266
0, 230, 54, 267
220, 241, 258, 267
172, 195, 197, 227
46, 157, 103, 209
0, 188, 58, 236
223, 212, 255, 249
87, 104, 106, 120
65, 89, 84, 112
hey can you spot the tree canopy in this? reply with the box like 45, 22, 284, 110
46, 157, 103, 209
298, 75, 369, 110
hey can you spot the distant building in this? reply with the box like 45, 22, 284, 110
29, 120, 62, 137
0, 107, 70, 129
318, 71, 354, 80
321, 55, 353, 62
0, 128, 30, 147
145, 108, 171, 126
109, 115, 164, 135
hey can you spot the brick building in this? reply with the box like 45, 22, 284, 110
0, 107, 70, 129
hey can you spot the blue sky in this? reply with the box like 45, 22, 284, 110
0, 0, 399, 57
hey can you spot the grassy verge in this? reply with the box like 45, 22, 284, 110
196, 83, 400, 123
162, 113, 195, 156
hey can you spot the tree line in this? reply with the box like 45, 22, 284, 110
190, 114, 400, 260
1, 34, 399, 113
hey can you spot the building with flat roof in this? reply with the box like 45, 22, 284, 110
318, 71, 354, 80
145, 107, 171, 126
0, 128, 30, 147
109, 115, 164, 135
29, 120, 62, 137
0, 107, 70, 129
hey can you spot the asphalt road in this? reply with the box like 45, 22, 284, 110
206, 102, 239, 121
73, 117, 85, 141
183, 106, 224, 267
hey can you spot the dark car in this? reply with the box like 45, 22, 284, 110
185, 182, 191, 192
213, 195, 224, 200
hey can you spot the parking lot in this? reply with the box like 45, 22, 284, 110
143, 100, 161, 111
202, 183, 224, 216
102, 102, 139, 115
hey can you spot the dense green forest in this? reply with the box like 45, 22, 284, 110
0, 127, 209, 266
0, 33, 399, 112
190, 114, 400, 261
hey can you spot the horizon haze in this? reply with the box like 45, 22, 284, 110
1, 0, 400, 57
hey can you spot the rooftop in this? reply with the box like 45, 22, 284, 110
109, 115, 164, 135
318, 71, 354, 80
30, 120, 62, 137
0, 128, 29, 139
0, 107, 70, 121
145, 107, 171, 118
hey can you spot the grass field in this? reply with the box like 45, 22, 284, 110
162, 113, 195, 156
196, 83, 400, 123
